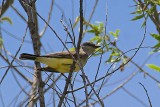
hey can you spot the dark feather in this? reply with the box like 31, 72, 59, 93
41, 51, 88, 59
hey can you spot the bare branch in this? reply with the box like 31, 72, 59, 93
18, 1, 45, 106
139, 82, 152, 107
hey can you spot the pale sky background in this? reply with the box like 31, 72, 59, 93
1, 0, 160, 107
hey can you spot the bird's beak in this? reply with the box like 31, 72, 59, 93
95, 45, 101, 48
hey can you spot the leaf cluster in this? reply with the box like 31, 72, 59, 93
83, 21, 127, 70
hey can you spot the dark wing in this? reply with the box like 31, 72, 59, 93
37, 67, 59, 73
40, 51, 88, 59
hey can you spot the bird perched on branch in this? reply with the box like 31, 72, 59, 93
19, 42, 100, 73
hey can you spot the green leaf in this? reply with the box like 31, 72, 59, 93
111, 58, 121, 63
87, 22, 104, 36
1, 17, 13, 24
106, 55, 113, 63
153, 43, 160, 48
151, 0, 160, 5
111, 50, 120, 56
90, 36, 101, 42
131, 10, 142, 14
147, 64, 160, 72
147, 5, 156, 15
150, 33, 160, 41
151, 43, 160, 53
115, 29, 120, 37
86, 29, 95, 33
109, 29, 120, 39
73, 16, 80, 28
131, 14, 144, 21
109, 31, 115, 36
98, 22, 104, 32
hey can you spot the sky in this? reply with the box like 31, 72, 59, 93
0, 0, 160, 107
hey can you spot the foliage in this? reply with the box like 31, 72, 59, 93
132, 0, 160, 71
1, 16, 12, 24
65, 18, 126, 66
132, 0, 160, 53
150, 33, 160, 52
0, 0, 13, 50
147, 64, 160, 72
84, 21, 127, 70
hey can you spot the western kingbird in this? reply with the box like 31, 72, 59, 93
19, 42, 100, 73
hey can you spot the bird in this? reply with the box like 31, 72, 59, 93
19, 42, 100, 73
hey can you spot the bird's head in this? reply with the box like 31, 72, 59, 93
81, 42, 100, 55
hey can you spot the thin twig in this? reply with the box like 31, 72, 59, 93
98, 8, 147, 94
136, 0, 160, 34
122, 87, 148, 107
68, 46, 155, 93
139, 82, 152, 107
0, 53, 32, 84
1, 27, 31, 43
12, 69, 30, 96
39, 0, 54, 37
11, 5, 27, 22
91, 71, 138, 106
83, 0, 99, 36
0, 26, 28, 84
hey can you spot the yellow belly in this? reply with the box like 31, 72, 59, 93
36, 57, 87, 73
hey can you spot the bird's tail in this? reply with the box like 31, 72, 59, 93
19, 53, 38, 60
